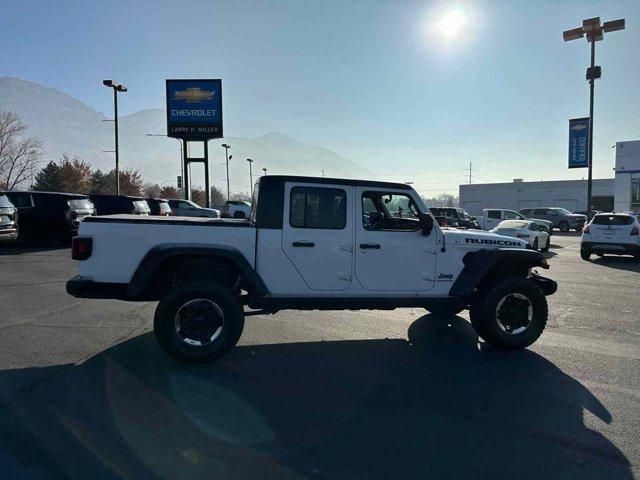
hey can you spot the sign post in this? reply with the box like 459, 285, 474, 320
166, 79, 223, 206
568, 117, 590, 169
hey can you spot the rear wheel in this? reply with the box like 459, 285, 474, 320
580, 249, 591, 261
559, 221, 570, 232
532, 238, 538, 250
470, 277, 547, 349
154, 281, 244, 363
541, 236, 550, 253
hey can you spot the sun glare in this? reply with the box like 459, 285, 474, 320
437, 9, 465, 39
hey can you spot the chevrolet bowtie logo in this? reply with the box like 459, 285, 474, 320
173, 88, 215, 103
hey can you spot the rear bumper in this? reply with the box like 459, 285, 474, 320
581, 241, 640, 255
66, 277, 128, 299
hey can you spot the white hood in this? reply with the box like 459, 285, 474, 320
444, 229, 529, 249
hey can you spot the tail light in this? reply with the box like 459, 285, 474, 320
72, 237, 93, 260
631, 226, 639, 236
582, 225, 590, 234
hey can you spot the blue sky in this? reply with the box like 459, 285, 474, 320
1, 0, 638, 195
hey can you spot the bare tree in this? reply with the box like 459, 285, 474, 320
142, 183, 162, 198
0, 111, 45, 189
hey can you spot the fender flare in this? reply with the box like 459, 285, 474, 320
126, 243, 268, 299
449, 248, 549, 298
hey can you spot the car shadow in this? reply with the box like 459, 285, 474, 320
0, 315, 632, 479
0, 242, 69, 256
591, 255, 640, 273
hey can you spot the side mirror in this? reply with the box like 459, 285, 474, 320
419, 213, 434, 236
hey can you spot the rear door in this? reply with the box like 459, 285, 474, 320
281, 182, 354, 291
483, 210, 502, 230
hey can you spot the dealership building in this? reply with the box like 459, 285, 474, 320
459, 140, 640, 216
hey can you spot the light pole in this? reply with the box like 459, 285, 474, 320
145, 134, 184, 194
262, 168, 268, 176
246, 158, 254, 197
102, 80, 127, 195
563, 17, 625, 219
222, 143, 231, 202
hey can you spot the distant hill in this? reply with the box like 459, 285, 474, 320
0, 77, 372, 193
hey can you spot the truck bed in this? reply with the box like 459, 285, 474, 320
76, 215, 256, 284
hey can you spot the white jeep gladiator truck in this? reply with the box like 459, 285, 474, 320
67, 176, 557, 363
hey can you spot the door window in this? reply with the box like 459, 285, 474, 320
361, 192, 420, 231
487, 210, 501, 219
9, 193, 33, 208
529, 222, 539, 231
289, 187, 346, 229
533, 208, 547, 216
504, 210, 519, 220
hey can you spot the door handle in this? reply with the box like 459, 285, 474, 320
359, 243, 381, 249
292, 241, 315, 247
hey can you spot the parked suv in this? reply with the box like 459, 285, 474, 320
145, 198, 172, 216
89, 195, 150, 216
225, 200, 252, 219
0, 193, 18, 241
2, 191, 95, 242
429, 207, 480, 229
519, 207, 586, 232
167, 199, 220, 218
580, 213, 640, 260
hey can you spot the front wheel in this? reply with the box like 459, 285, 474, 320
559, 221, 570, 232
532, 238, 538, 250
154, 281, 245, 363
580, 249, 591, 261
470, 277, 547, 349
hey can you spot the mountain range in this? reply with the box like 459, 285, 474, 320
0, 76, 372, 193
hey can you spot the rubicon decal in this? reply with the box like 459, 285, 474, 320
465, 238, 522, 246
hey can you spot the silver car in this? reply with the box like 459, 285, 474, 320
0, 194, 18, 241
167, 199, 221, 218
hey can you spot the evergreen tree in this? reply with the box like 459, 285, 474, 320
33, 161, 61, 191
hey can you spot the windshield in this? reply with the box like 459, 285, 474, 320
592, 215, 634, 226
0, 195, 13, 208
68, 199, 94, 211
553, 208, 573, 215
496, 220, 528, 229
133, 200, 151, 214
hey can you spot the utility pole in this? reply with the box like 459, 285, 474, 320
102, 80, 127, 195
563, 17, 625, 219
321, 169, 325, 178
468, 162, 472, 184
222, 143, 231, 202
246, 158, 254, 197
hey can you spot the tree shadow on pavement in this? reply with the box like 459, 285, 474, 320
0, 315, 632, 480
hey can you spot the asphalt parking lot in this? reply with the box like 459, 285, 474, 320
0, 234, 639, 480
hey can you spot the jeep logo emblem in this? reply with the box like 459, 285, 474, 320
465, 238, 521, 246
438, 273, 454, 280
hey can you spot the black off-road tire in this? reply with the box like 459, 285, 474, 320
154, 281, 245, 363
541, 236, 550, 253
470, 277, 547, 349
559, 221, 570, 233
580, 249, 591, 261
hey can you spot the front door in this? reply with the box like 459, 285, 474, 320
281, 183, 354, 291
355, 187, 436, 292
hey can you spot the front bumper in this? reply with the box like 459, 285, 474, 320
581, 241, 640, 255
530, 274, 557, 296
66, 277, 128, 299
0, 226, 18, 241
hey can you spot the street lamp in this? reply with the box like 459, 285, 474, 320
262, 168, 268, 176
246, 158, 254, 197
102, 80, 127, 195
145, 134, 184, 194
222, 143, 231, 202
563, 17, 625, 219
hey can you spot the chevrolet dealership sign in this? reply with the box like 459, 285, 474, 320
166, 79, 223, 140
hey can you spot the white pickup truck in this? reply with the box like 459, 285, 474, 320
477, 209, 553, 234
67, 176, 556, 363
